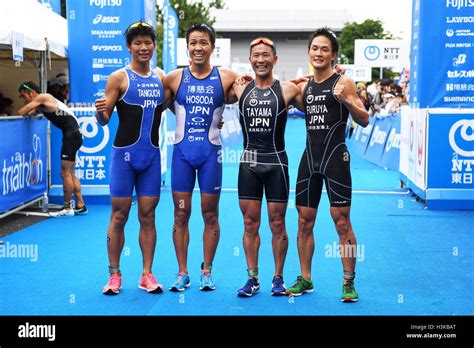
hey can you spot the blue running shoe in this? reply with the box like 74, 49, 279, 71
271, 275, 286, 296
169, 273, 191, 292
237, 278, 260, 297
199, 272, 216, 291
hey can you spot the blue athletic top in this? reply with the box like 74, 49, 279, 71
114, 67, 164, 149
174, 67, 225, 161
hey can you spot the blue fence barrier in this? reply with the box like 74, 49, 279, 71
347, 113, 401, 171
0, 119, 48, 214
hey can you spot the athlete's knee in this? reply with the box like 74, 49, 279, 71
111, 210, 129, 229
138, 210, 156, 230
243, 215, 260, 234
298, 214, 315, 233
202, 210, 218, 226
60, 168, 70, 179
269, 215, 285, 235
334, 216, 351, 236
174, 208, 191, 227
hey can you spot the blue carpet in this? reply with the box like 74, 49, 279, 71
0, 118, 472, 316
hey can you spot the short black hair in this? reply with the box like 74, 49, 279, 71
308, 27, 339, 53
125, 21, 156, 46
18, 81, 40, 93
186, 23, 216, 47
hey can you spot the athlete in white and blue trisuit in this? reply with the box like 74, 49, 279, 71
165, 24, 244, 292
96, 22, 165, 295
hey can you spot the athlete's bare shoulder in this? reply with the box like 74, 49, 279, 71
217, 66, 238, 79
153, 67, 166, 80
165, 68, 184, 93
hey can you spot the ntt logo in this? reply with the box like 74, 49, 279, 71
364, 45, 380, 61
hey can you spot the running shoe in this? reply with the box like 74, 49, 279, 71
169, 273, 191, 292
102, 273, 122, 295
49, 208, 74, 218
138, 273, 163, 293
285, 276, 314, 296
237, 277, 260, 297
74, 205, 88, 215
271, 275, 286, 296
199, 272, 216, 291
342, 280, 359, 302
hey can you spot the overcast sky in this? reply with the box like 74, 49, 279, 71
221, 0, 412, 40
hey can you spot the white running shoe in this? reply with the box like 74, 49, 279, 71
49, 208, 74, 217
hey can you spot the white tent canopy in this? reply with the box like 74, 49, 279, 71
0, 0, 68, 57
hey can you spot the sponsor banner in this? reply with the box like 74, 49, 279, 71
340, 64, 372, 82
11, 31, 24, 62
67, 0, 156, 103
162, 0, 179, 179
364, 116, 392, 165
351, 115, 376, 157
162, 0, 178, 74
50, 111, 117, 187
0, 120, 47, 213
380, 114, 402, 171
427, 112, 474, 189
347, 114, 401, 171
399, 105, 414, 180
354, 39, 410, 68
415, 110, 427, 190
60, 0, 156, 188
410, 0, 474, 108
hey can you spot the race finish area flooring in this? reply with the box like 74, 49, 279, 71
0, 118, 471, 345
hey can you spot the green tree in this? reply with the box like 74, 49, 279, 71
339, 19, 397, 80
156, 0, 225, 68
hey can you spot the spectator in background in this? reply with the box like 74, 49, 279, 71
356, 82, 372, 111
378, 93, 399, 116
374, 79, 391, 106
0, 97, 14, 116
48, 73, 70, 104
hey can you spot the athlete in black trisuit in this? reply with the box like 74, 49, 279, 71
286, 28, 369, 301
18, 81, 87, 217
230, 38, 300, 297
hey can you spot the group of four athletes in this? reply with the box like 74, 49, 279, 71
94, 21, 369, 302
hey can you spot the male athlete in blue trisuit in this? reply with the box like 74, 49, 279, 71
164, 24, 244, 291
95, 22, 165, 295
286, 28, 369, 301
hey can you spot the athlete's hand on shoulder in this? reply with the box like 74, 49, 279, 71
217, 117, 224, 130
290, 74, 311, 85
235, 73, 253, 85
334, 64, 346, 75
95, 97, 107, 113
